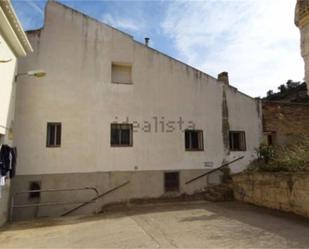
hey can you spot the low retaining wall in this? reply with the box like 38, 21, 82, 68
232, 172, 309, 218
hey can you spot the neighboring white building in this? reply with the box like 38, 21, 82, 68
0, 0, 32, 225
295, 0, 309, 95
13, 2, 262, 220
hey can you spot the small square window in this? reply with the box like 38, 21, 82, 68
164, 172, 179, 192
111, 63, 132, 84
111, 123, 133, 147
29, 181, 41, 199
185, 130, 204, 151
229, 131, 246, 151
46, 123, 61, 147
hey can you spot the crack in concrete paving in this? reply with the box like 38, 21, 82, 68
130, 214, 177, 248
129, 215, 161, 248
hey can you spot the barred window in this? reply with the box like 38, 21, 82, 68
229, 131, 246, 151
111, 123, 133, 147
185, 130, 204, 151
46, 123, 61, 147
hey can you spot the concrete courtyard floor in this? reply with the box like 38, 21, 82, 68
0, 201, 309, 248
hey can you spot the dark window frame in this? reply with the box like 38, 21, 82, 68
46, 122, 62, 147
229, 130, 246, 151
110, 123, 133, 147
185, 129, 204, 151
164, 172, 180, 192
29, 181, 41, 199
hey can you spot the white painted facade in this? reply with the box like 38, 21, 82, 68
0, 30, 16, 227
12, 2, 262, 218
0, 0, 32, 225
295, 0, 309, 95
0, 32, 16, 142
298, 24, 309, 95
15, 1, 262, 175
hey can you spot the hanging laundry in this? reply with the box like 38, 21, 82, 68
9, 148, 17, 178
0, 145, 17, 178
0, 176, 5, 186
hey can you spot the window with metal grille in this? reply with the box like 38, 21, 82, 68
229, 131, 246, 151
185, 130, 204, 151
46, 123, 61, 147
164, 172, 179, 192
111, 123, 133, 146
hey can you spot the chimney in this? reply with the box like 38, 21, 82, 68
144, 37, 150, 46
218, 71, 229, 85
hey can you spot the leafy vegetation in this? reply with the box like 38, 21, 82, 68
249, 137, 309, 172
264, 80, 308, 103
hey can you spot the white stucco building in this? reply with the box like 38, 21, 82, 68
0, 0, 32, 225
295, 0, 309, 95
12, 2, 262, 220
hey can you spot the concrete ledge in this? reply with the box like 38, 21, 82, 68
232, 172, 309, 218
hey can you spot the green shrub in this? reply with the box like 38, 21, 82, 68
249, 137, 309, 172
255, 144, 274, 164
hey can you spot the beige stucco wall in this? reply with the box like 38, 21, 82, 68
15, 2, 262, 178
0, 33, 17, 226
233, 172, 309, 218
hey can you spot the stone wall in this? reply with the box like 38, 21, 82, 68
232, 172, 309, 218
263, 101, 309, 145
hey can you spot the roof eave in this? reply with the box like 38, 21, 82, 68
0, 0, 33, 57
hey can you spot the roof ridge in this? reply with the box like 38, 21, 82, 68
29, 0, 256, 99
49, 0, 133, 39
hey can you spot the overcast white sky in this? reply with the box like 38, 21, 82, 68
13, 0, 304, 97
